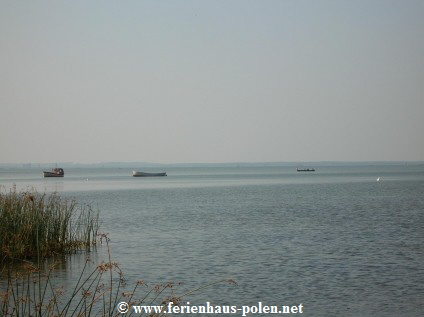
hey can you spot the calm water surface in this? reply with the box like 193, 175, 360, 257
1, 165, 424, 316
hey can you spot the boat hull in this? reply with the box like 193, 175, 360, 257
132, 171, 167, 177
296, 168, 315, 172
43, 168, 64, 177
43, 172, 64, 177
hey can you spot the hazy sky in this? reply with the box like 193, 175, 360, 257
1, 1, 423, 164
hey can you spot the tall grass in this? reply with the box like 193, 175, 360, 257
0, 234, 236, 317
0, 189, 99, 260
0, 189, 236, 316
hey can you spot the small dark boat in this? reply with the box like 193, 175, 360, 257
296, 168, 315, 172
43, 168, 64, 177
132, 171, 167, 177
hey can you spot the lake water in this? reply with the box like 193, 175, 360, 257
1, 164, 424, 316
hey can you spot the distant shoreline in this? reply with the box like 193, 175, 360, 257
1, 161, 423, 169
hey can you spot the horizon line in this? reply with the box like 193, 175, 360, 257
1, 160, 423, 167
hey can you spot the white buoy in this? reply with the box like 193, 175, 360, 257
376, 177, 381, 182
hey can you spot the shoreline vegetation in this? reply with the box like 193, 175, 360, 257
0, 188, 99, 260
1, 160, 422, 169
0, 189, 235, 316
